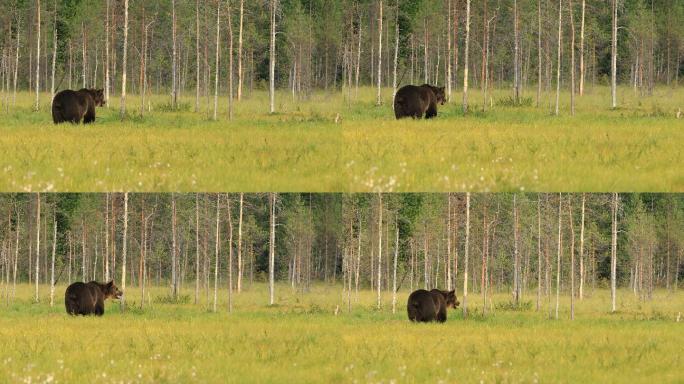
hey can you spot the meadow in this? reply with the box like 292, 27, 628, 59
0, 87, 684, 192
1, 283, 682, 383
0, 86, 682, 192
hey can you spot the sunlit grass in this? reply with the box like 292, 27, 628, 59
1, 283, 683, 383
0, 86, 682, 192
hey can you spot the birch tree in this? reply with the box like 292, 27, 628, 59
237, 193, 244, 293
579, 0, 586, 96
105, 0, 110, 106
214, 0, 221, 121
376, 193, 382, 309
569, 0, 576, 115
611, 0, 618, 108
34, 193, 40, 302
555, 193, 562, 319
462, 0, 470, 114
226, 196, 233, 312
269, 0, 278, 114
463, 192, 470, 317
392, 216, 398, 314
49, 210, 56, 306
611, 192, 618, 312
269, 193, 276, 305
195, 194, 200, 304
537, 0, 542, 106
34, 0, 41, 112
237, 0, 244, 101
555, 0, 562, 116
120, 192, 128, 312
213, 194, 220, 312
376, 0, 383, 106
120, 0, 129, 119
50, 0, 57, 102
172, 0, 178, 109
195, 0, 201, 112
391, 1, 399, 104
579, 193, 585, 299
227, 0, 234, 120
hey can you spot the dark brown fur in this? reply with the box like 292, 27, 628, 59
407, 289, 459, 323
52, 88, 105, 124
394, 84, 446, 119
65, 280, 122, 316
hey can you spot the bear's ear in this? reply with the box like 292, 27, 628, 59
107, 280, 113, 288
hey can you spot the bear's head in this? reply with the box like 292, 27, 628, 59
103, 280, 123, 300
434, 86, 446, 105
444, 290, 459, 309
90, 89, 106, 107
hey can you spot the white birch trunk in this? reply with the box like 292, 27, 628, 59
392, 2, 399, 104
50, 0, 56, 102
376, 0, 383, 106
376, 193, 382, 309
579, 193, 585, 300
195, 194, 200, 304
105, 0, 110, 106
50, 211, 56, 306
392, 217, 398, 314
555, 0, 562, 116
213, 194, 220, 312
120, 192, 128, 312
462, 0, 470, 113
611, 193, 618, 312
269, 0, 277, 113
172, 0, 178, 109
611, 0, 618, 108
34, 0, 41, 112
463, 192, 470, 317
227, 0, 234, 120
120, 0, 128, 118
213, 0, 221, 121
555, 193, 562, 319
237, 193, 244, 293
195, 0, 200, 112
237, 0, 244, 101
269, 193, 276, 305
579, 0, 586, 96
34, 193, 40, 302
226, 196, 233, 313
537, 0, 542, 106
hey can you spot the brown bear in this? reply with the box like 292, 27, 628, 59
394, 84, 446, 119
407, 289, 459, 323
52, 88, 105, 124
65, 280, 122, 316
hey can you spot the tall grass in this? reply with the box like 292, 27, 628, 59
0, 283, 683, 383
0, 86, 682, 192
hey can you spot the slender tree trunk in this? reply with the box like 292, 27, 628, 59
569, 0, 576, 115
237, 193, 244, 293
463, 192, 470, 317
355, 12, 362, 98
34, 193, 40, 302
227, 0, 234, 120
269, 0, 278, 114
536, 197, 542, 311
213, 0, 221, 121
611, 193, 618, 312
120, 0, 128, 119
555, 193, 562, 320
447, 194, 452, 290
172, 0, 178, 109
392, 1, 399, 104
392, 216, 398, 314
578, 0, 585, 96
537, 0, 542, 106
195, 194, 200, 304
269, 193, 276, 305
49, 210, 56, 306
376, 0, 383, 106
376, 193, 383, 309
514, 0, 520, 103
172, 194, 178, 298
446, 0, 453, 102
213, 194, 220, 312
195, 0, 201, 112
50, 0, 57, 102
555, 0, 562, 116
569, 196, 575, 320
105, 0, 110, 106
611, 0, 617, 108
34, 0, 41, 112
462, 0, 470, 113
82, 22, 86, 88
579, 193, 585, 300
226, 196, 233, 313
237, 0, 244, 101
120, 192, 128, 312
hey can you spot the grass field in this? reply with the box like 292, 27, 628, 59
1, 283, 682, 383
0, 86, 682, 192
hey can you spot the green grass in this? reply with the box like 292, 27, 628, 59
0, 86, 682, 192
1, 283, 683, 383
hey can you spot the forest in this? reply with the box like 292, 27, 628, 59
0, 0, 682, 115
1, 193, 682, 313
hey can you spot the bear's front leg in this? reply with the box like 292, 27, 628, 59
425, 103, 438, 119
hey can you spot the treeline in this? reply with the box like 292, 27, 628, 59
0, 0, 682, 113
0, 193, 682, 311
